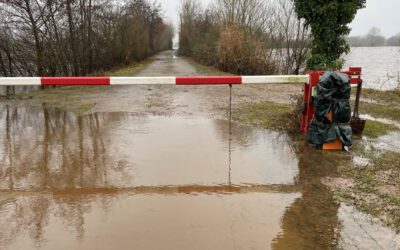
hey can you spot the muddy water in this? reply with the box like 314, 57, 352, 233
0, 106, 399, 249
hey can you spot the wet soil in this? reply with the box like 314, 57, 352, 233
1, 51, 399, 249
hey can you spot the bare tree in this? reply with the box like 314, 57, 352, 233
0, 0, 174, 80
366, 27, 386, 47
178, 0, 310, 75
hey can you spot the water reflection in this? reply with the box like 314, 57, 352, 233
0, 106, 299, 191
0, 106, 398, 249
0, 106, 129, 191
272, 148, 343, 249
0, 86, 38, 96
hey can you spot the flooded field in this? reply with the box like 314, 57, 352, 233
344, 46, 400, 90
0, 106, 399, 249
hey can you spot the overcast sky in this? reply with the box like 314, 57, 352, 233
158, 0, 400, 39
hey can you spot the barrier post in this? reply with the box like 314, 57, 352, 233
300, 71, 320, 134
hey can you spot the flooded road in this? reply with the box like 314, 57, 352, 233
1, 51, 399, 249
1, 106, 399, 250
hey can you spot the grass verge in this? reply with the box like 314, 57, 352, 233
233, 102, 293, 130
363, 120, 400, 138
105, 58, 153, 76
362, 88, 400, 105
335, 148, 400, 232
360, 101, 400, 122
13, 57, 155, 115
184, 57, 235, 76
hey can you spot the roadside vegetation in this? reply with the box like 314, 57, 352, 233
0, 0, 173, 78
178, 0, 310, 75
179, 0, 366, 74
362, 88, 400, 105
293, 0, 366, 70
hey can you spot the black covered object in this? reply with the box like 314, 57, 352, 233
307, 71, 353, 147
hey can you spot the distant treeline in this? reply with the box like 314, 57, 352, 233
347, 27, 400, 47
0, 0, 174, 77
179, 0, 310, 75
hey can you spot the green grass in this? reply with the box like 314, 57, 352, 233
233, 102, 293, 130
13, 57, 155, 115
184, 57, 234, 76
360, 102, 400, 121
370, 150, 400, 172
337, 149, 400, 232
106, 58, 153, 76
362, 88, 400, 105
363, 120, 400, 138
356, 171, 378, 193
15, 86, 101, 116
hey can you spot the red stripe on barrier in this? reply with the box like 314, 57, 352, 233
176, 76, 242, 85
41, 77, 110, 86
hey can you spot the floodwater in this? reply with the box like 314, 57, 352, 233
0, 106, 399, 249
344, 46, 400, 90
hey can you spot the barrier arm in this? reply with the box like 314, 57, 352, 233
0, 75, 309, 86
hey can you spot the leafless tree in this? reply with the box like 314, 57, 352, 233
178, 0, 310, 75
0, 0, 174, 79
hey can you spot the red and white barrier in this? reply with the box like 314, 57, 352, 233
0, 75, 309, 86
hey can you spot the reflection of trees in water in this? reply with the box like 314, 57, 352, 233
213, 119, 257, 148
0, 109, 347, 248
0, 86, 38, 96
0, 106, 133, 191
0, 194, 118, 249
0, 106, 127, 248
214, 119, 294, 151
0, 196, 50, 249
272, 145, 346, 249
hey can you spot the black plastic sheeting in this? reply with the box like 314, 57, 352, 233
307, 71, 353, 147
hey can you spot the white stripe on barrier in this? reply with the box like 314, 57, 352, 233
242, 75, 309, 84
110, 77, 176, 85
0, 75, 311, 86
0, 77, 41, 86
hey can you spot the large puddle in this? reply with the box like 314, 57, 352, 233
0, 106, 398, 249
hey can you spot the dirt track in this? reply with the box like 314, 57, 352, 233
91, 50, 302, 118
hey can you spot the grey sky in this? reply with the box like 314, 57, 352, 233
351, 0, 400, 37
158, 0, 400, 39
